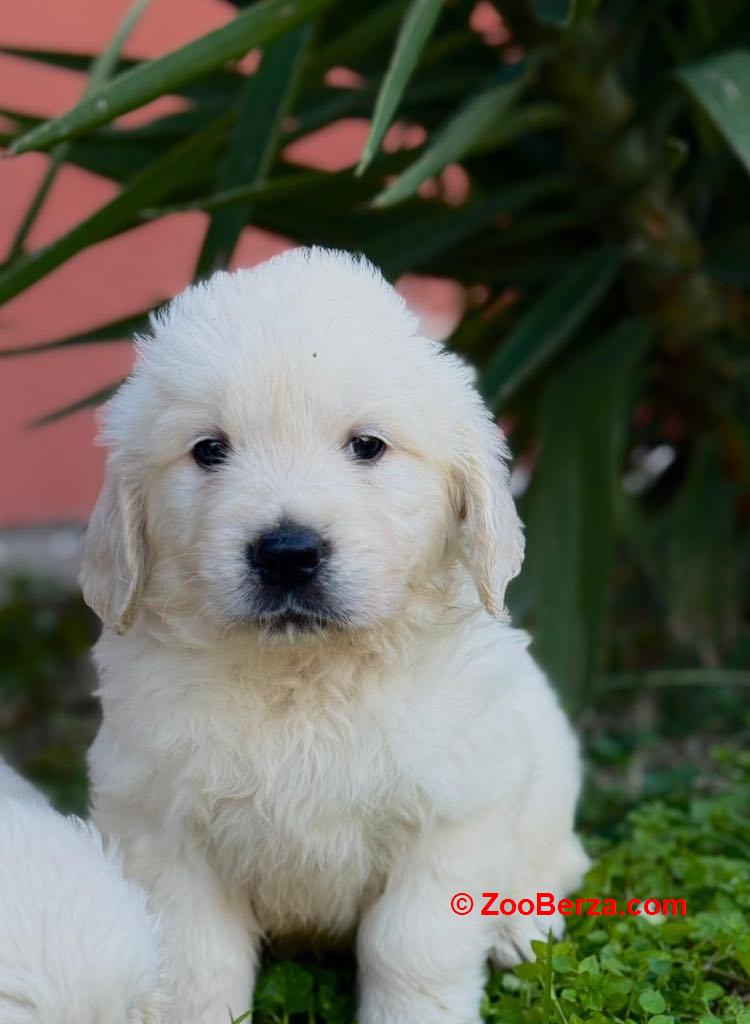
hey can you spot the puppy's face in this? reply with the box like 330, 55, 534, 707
81, 249, 523, 641
146, 332, 453, 637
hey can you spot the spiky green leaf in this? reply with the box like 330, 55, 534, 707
0, 309, 156, 359
195, 23, 313, 277
0, 116, 231, 305
10, 0, 338, 155
373, 69, 528, 207
356, 0, 443, 175
679, 49, 750, 174
481, 247, 622, 410
523, 319, 651, 710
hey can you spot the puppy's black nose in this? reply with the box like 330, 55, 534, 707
249, 525, 325, 589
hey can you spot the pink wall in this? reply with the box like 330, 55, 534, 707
0, 1, 462, 526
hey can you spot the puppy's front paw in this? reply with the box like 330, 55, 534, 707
490, 912, 565, 968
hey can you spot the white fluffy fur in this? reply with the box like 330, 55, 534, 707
0, 761, 49, 806
0, 764, 165, 1023
82, 247, 588, 1024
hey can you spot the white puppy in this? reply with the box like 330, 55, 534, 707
82, 247, 588, 1024
0, 762, 165, 1023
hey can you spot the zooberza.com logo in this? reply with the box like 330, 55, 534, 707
449, 892, 688, 918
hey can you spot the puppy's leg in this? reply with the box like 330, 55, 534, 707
159, 871, 257, 1023
357, 818, 500, 1024
490, 834, 589, 968
109, 834, 258, 1024
490, 695, 589, 969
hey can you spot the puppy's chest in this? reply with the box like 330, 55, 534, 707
193, 696, 425, 932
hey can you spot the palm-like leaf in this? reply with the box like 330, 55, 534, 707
10, 0, 339, 154
2, 0, 749, 712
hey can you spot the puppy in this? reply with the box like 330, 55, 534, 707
0, 761, 165, 1023
82, 247, 588, 1024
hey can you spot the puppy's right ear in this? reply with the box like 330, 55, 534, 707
79, 460, 148, 634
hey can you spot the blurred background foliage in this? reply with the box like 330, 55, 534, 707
1, 0, 748, 756
2, 0, 750, 768
1, 0, 749, 1018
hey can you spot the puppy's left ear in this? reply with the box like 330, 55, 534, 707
451, 407, 524, 620
79, 458, 149, 634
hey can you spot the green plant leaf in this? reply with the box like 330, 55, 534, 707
0, 48, 241, 103
10, 0, 338, 155
532, 0, 599, 27
31, 382, 122, 427
9, 0, 154, 260
664, 441, 742, 657
254, 961, 314, 1016
370, 175, 570, 277
61, 136, 169, 183
145, 171, 336, 218
0, 45, 140, 74
679, 49, 750, 174
600, 669, 750, 691
372, 69, 528, 207
309, 0, 403, 72
195, 22, 313, 277
230, 1012, 253, 1024
522, 319, 651, 711
356, 0, 444, 175
100, 105, 226, 142
481, 246, 622, 410
639, 990, 667, 1015
286, 82, 374, 140
0, 116, 231, 305
471, 102, 568, 156
0, 309, 156, 358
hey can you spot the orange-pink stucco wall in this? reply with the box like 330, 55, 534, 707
0, 0, 463, 526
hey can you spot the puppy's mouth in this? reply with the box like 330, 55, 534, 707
252, 593, 342, 638
260, 609, 332, 637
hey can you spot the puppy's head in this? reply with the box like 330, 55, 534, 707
81, 248, 523, 641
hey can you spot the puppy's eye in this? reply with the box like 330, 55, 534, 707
192, 437, 230, 470
348, 435, 386, 462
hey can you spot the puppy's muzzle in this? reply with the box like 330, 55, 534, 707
248, 523, 326, 591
